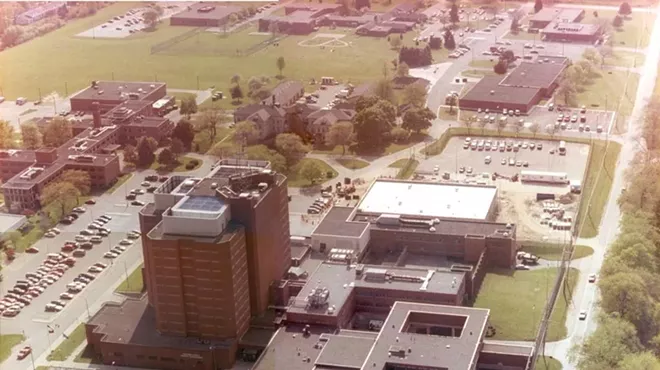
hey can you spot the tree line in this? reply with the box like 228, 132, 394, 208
570, 99, 660, 369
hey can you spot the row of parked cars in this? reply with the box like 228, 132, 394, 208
125, 175, 168, 204
0, 252, 76, 317
463, 137, 544, 153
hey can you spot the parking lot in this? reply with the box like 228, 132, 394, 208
527, 106, 616, 135
417, 136, 589, 182
76, 3, 187, 39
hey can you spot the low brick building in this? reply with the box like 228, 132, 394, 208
170, 3, 242, 27
70, 81, 167, 113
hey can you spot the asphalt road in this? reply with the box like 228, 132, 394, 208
1, 156, 215, 370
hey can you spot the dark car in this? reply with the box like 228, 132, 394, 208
158, 176, 169, 182
145, 174, 158, 181
147, 186, 158, 193
59, 217, 73, 225
126, 194, 136, 200
85, 199, 96, 205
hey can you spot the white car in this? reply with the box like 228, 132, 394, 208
588, 274, 597, 283
103, 252, 118, 259
114, 245, 127, 252
579, 310, 587, 320
44, 232, 57, 238
60, 293, 74, 300
515, 264, 530, 270
88, 266, 103, 273
141, 181, 151, 187
80, 229, 94, 236
75, 235, 90, 242
48, 228, 62, 235
94, 262, 108, 269
72, 206, 86, 213
119, 239, 133, 246
127, 232, 140, 239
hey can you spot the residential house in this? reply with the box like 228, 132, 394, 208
305, 108, 356, 141
233, 104, 287, 141
261, 81, 305, 107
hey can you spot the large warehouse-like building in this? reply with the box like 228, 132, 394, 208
459, 56, 569, 113
528, 7, 602, 43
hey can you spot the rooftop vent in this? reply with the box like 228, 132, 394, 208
490, 90, 494, 95
210, 182, 218, 190
429, 226, 436, 232
98, 90, 104, 95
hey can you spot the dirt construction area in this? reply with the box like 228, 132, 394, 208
417, 136, 590, 240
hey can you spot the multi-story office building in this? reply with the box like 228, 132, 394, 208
85, 160, 291, 370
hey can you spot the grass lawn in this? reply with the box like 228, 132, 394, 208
474, 267, 579, 341
286, 158, 337, 187
422, 128, 620, 238
47, 323, 87, 361
576, 140, 621, 238
536, 356, 563, 370
115, 263, 144, 293
105, 173, 132, 195
468, 59, 497, 68
575, 70, 639, 116
194, 125, 234, 154
437, 107, 458, 121
335, 158, 369, 170
388, 158, 410, 168
150, 155, 203, 173
461, 69, 497, 78
583, 10, 656, 48
314, 133, 426, 157
603, 50, 645, 68
521, 242, 594, 261
0, 334, 25, 364
394, 159, 419, 179
0, 4, 416, 104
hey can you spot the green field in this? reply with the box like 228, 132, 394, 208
286, 158, 337, 187
47, 324, 87, 361
0, 3, 434, 105
394, 158, 419, 179
163, 26, 271, 56
583, 9, 656, 48
521, 242, 594, 261
603, 50, 645, 68
336, 158, 369, 170
474, 267, 579, 341
575, 70, 639, 116
115, 263, 144, 293
0, 334, 25, 364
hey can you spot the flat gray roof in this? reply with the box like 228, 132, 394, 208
358, 180, 497, 220
0, 213, 27, 234
364, 302, 490, 370
312, 206, 368, 237
287, 262, 465, 317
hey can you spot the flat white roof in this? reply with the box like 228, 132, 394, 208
357, 180, 497, 220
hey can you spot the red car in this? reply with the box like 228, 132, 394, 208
26, 247, 39, 254
16, 346, 31, 360
85, 199, 96, 205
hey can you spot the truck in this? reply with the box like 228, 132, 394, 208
520, 170, 569, 184
558, 140, 566, 155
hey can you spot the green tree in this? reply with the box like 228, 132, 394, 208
275, 133, 309, 167
170, 138, 185, 159
396, 61, 409, 77
59, 170, 91, 196
2, 230, 21, 249
449, 3, 459, 23
401, 107, 436, 133
583, 48, 601, 66
230, 84, 244, 103
197, 107, 223, 142
619, 2, 632, 16
402, 83, 427, 107
556, 79, 578, 106
0, 120, 16, 149
300, 160, 323, 184
172, 119, 195, 150
325, 121, 354, 155
569, 314, 642, 370
389, 36, 402, 50
276, 56, 286, 77
353, 99, 396, 150
158, 147, 175, 165
245, 144, 287, 173
136, 136, 156, 167
374, 78, 396, 105
123, 144, 138, 163
180, 96, 198, 118
42, 117, 72, 147
142, 9, 159, 29
20, 122, 42, 149
534, 0, 543, 13
619, 352, 660, 370
41, 182, 80, 217
233, 121, 259, 145
494, 60, 508, 74
443, 29, 456, 50
391, 126, 408, 142
231, 74, 241, 85
2, 26, 22, 47
529, 122, 540, 137
613, 15, 624, 28
510, 17, 520, 32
